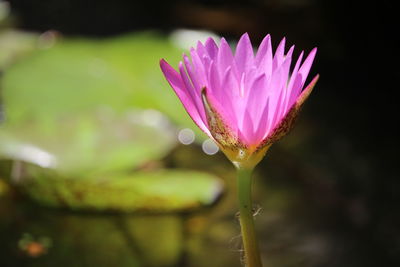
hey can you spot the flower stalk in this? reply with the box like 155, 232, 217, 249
237, 167, 263, 267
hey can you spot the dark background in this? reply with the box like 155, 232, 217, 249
4, 0, 399, 266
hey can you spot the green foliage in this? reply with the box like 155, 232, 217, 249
0, 109, 176, 174
0, 32, 218, 213
23, 168, 223, 212
1, 32, 201, 135
0, 30, 37, 70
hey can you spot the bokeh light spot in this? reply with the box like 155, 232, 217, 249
202, 139, 219, 155
178, 128, 195, 145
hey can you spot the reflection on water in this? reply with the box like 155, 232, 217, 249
0, 133, 374, 267
0, 147, 241, 267
1, 123, 399, 267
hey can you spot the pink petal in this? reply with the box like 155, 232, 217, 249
218, 38, 238, 81
203, 87, 238, 137
205, 37, 218, 59
295, 74, 319, 106
236, 73, 248, 129
178, 62, 207, 124
196, 41, 207, 62
272, 37, 286, 71
269, 89, 285, 131
255, 34, 271, 65
190, 48, 208, 88
208, 60, 221, 98
289, 47, 317, 105
286, 51, 304, 108
160, 59, 184, 91
255, 35, 273, 77
235, 33, 254, 74
254, 98, 270, 142
267, 66, 286, 129
298, 47, 317, 88
285, 45, 295, 60
220, 67, 240, 123
276, 46, 294, 117
183, 54, 200, 91
241, 109, 255, 145
288, 73, 304, 108
246, 74, 268, 128
201, 54, 212, 78
243, 66, 257, 98
160, 59, 210, 135
280, 45, 294, 82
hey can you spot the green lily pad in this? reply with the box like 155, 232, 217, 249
21, 168, 223, 212
0, 109, 176, 175
1, 32, 205, 139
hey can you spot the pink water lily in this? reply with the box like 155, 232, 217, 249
160, 33, 318, 167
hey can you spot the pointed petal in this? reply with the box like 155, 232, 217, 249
235, 33, 254, 74
160, 59, 210, 135
276, 47, 294, 116
160, 59, 184, 91
218, 38, 238, 81
285, 45, 295, 60
254, 98, 270, 143
208, 60, 221, 97
257, 74, 319, 149
246, 74, 268, 127
196, 41, 207, 61
255, 34, 271, 65
256, 35, 273, 77
220, 67, 239, 122
272, 37, 286, 71
183, 54, 200, 91
243, 66, 257, 99
267, 64, 286, 119
178, 62, 207, 124
241, 109, 255, 145
286, 51, 304, 108
288, 74, 304, 107
218, 38, 235, 71
270, 89, 285, 131
190, 47, 207, 88
201, 87, 240, 148
295, 74, 319, 107
280, 45, 294, 83
298, 48, 317, 88
205, 37, 218, 59
196, 41, 212, 72
289, 48, 317, 106
201, 54, 212, 77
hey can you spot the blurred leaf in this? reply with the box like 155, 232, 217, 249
22, 168, 223, 212
0, 30, 38, 70
0, 109, 176, 174
1, 32, 205, 139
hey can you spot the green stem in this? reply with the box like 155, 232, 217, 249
237, 167, 263, 267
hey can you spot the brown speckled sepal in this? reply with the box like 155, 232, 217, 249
256, 74, 319, 150
201, 87, 245, 149
202, 87, 271, 169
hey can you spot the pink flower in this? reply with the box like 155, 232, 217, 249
160, 33, 318, 168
